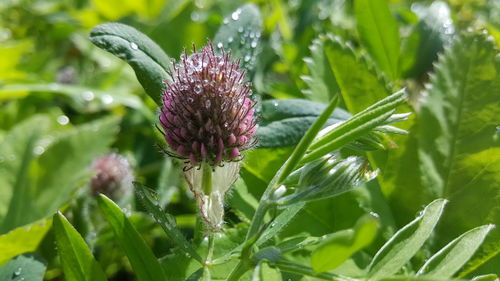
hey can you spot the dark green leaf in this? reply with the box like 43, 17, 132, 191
90, 23, 170, 105
134, 182, 203, 264
53, 212, 107, 281
97, 195, 167, 281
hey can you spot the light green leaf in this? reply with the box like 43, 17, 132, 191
354, 0, 400, 79
311, 214, 379, 273
97, 195, 167, 281
90, 23, 170, 105
324, 35, 391, 114
472, 274, 499, 281
213, 4, 262, 72
134, 183, 203, 264
417, 33, 500, 269
0, 255, 46, 281
418, 225, 494, 278
368, 199, 448, 280
53, 212, 107, 281
301, 37, 339, 103
0, 219, 51, 266
251, 261, 282, 281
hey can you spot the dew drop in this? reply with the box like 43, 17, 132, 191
250, 41, 257, 48
101, 94, 114, 105
57, 115, 69, 125
223, 18, 229, 24
243, 55, 251, 62
228, 36, 233, 43
231, 9, 241, 21
33, 146, 45, 155
205, 99, 211, 109
82, 90, 94, 101
238, 27, 244, 33
194, 85, 202, 94
14, 267, 22, 276
217, 42, 223, 49
130, 42, 138, 50
187, 97, 194, 103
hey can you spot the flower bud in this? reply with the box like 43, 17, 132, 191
90, 153, 133, 200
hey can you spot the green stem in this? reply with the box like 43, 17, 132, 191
205, 232, 215, 266
226, 259, 250, 281
202, 162, 213, 195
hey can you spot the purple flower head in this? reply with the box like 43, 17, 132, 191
159, 43, 257, 167
90, 153, 133, 199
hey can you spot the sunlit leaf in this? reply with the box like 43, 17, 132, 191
0, 255, 46, 281
53, 212, 107, 281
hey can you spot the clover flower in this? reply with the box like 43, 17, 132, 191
90, 153, 134, 200
158, 43, 257, 231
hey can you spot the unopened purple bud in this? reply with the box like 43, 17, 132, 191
158, 42, 257, 167
90, 153, 133, 199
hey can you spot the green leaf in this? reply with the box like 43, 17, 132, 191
0, 116, 49, 233
0, 219, 51, 266
416, 33, 500, 270
324, 35, 391, 114
417, 225, 494, 278
368, 199, 448, 280
302, 89, 407, 164
301, 37, 339, 103
97, 195, 167, 281
0, 116, 119, 233
255, 202, 305, 247
311, 214, 379, 273
89, 22, 170, 105
134, 182, 203, 264
0, 255, 46, 281
354, 0, 400, 79
251, 262, 282, 281
472, 274, 499, 281
53, 212, 107, 281
257, 99, 349, 148
213, 4, 262, 72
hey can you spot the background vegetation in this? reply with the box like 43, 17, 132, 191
0, 0, 499, 280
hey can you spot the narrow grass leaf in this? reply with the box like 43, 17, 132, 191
97, 195, 167, 281
53, 212, 107, 281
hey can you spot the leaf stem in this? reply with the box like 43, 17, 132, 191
202, 163, 213, 195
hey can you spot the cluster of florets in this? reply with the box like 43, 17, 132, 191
159, 43, 257, 167
90, 153, 133, 199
